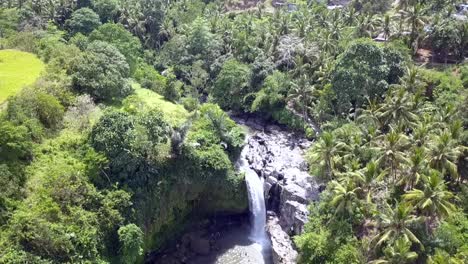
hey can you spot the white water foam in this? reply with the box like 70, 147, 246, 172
238, 147, 271, 254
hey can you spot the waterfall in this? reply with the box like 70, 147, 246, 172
238, 145, 270, 253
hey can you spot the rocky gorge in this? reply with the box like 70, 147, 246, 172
148, 115, 320, 264
235, 116, 320, 264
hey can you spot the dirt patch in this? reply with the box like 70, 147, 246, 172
415, 48, 432, 64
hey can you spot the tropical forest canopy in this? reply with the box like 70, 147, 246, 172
0, 0, 467, 263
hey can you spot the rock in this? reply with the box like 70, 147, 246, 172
266, 124, 281, 133
264, 176, 279, 202
245, 117, 265, 131
318, 184, 327, 193
238, 118, 320, 252
266, 214, 298, 264
279, 201, 308, 235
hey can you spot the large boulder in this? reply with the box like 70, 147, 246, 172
266, 214, 298, 264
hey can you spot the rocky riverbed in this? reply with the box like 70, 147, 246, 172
233, 115, 320, 264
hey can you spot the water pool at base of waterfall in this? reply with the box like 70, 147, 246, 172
191, 224, 272, 264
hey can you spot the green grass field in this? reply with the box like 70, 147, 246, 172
132, 83, 189, 126
0, 49, 45, 104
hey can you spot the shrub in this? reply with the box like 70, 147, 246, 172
212, 59, 252, 111
66, 8, 101, 35
118, 224, 143, 264
71, 41, 132, 102
134, 63, 167, 93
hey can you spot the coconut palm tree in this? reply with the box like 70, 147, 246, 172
357, 98, 384, 129
394, 0, 419, 11
318, 31, 338, 58
379, 14, 393, 42
372, 202, 423, 249
292, 9, 310, 38
342, 6, 358, 26
370, 238, 418, 264
307, 132, 346, 180
428, 131, 462, 182
399, 4, 427, 54
287, 75, 316, 123
400, 66, 423, 94
379, 87, 418, 129
398, 146, 426, 190
352, 161, 387, 196
374, 129, 409, 183
354, 14, 380, 38
403, 171, 456, 226
329, 180, 361, 219
412, 116, 434, 147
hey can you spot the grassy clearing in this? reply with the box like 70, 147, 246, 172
131, 82, 189, 126
0, 49, 45, 104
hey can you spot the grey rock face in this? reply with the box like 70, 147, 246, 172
235, 115, 320, 264
266, 214, 298, 264
242, 125, 319, 235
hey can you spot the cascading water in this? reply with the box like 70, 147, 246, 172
238, 145, 271, 254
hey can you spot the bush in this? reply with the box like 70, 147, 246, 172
250, 70, 289, 113
92, 0, 120, 22
89, 23, 142, 73
331, 39, 405, 113
163, 78, 183, 103
66, 8, 101, 35
212, 59, 252, 111
71, 41, 132, 102
90, 109, 170, 185
6, 89, 65, 131
184, 104, 245, 170
134, 63, 167, 92
182, 97, 199, 112
0, 121, 32, 162
118, 224, 144, 264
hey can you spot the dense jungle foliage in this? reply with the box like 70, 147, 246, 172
0, 0, 467, 263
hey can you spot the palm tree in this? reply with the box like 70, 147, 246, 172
374, 130, 409, 183
352, 161, 387, 198
370, 238, 418, 264
357, 98, 384, 129
354, 14, 380, 38
329, 180, 361, 218
287, 75, 316, 123
398, 147, 426, 190
379, 87, 418, 129
326, 10, 344, 41
292, 9, 310, 38
307, 132, 346, 180
318, 31, 338, 58
403, 171, 456, 227
399, 4, 427, 54
428, 131, 462, 182
380, 14, 392, 42
342, 6, 357, 26
412, 117, 433, 147
400, 66, 423, 93
372, 203, 423, 249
